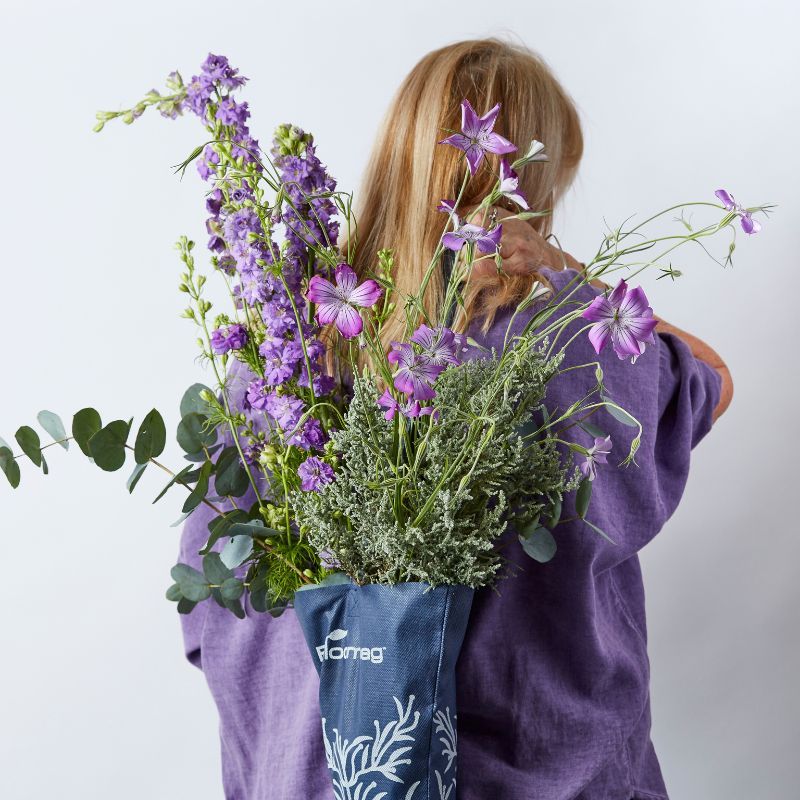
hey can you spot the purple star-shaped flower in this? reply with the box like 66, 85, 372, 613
715, 189, 761, 235
442, 222, 503, 254
410, 325, 465, 367
499, 160, 529, 209
387, 343, 444, 401
439, 99, 517, 175
306, 263, 382, 339
377, 389, 435, 421
580, 435, 613, 481
581, 279, 658, 363
297, 456, 335, 492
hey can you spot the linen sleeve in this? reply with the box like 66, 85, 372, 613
651, 330, 723, 522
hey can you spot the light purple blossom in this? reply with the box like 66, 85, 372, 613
499, 159, 529, 209
185, 74, 213, 117
580, 435, 613, 481
200, 53, 230, 81
581, 279, 658, 363
261, 339, 303, 385
307, 263, 382, 339
264, 391, 304, 430
297, 456, 334, 492
216, 97, 250, 128
223, 208, 260, 242
377, 389, 435, 421
246, 378, 271, 410
715, 189, 761, 235
210, 323, 248, 355
387, 343, 444, 401
288, 418, 327, 451
442, 222, 502, 254
410, 325, 465, 367
197, 145, 220, 180
439, 99, 516, 175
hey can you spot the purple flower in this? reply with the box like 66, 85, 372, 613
264, 391, 304, 430
197, 145, 220, 180
378, 389, 436, 421
210, 323, 248, 355
580, 435, 613, 481
298, 369, 335, 397
439, 99, 516, 175
410, 325, 465, 367
715, 189, 761, 235
216, 98, 250, 128
387, 343, 444, 401
262, 339, 304, 385
297, 456, 335, 492
288, 417, 327, 451
185, 74, 213, 117
206, 188, 224, 216
223, 208, 260, 242
246, 378, 271, 410
499, 159, 529, 209
581, 280, 658, 363
201, 53, 230, 81
437, 198, 458, 216
442, 222, 502, 254
307, 263, 382, 339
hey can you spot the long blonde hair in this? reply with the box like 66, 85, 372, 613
346, 38, 583, 349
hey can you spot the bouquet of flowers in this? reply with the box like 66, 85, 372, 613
0, 54, 767, 799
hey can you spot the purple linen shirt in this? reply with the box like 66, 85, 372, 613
178, 268, 721, 799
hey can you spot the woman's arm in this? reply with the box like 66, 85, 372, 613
653, 317, 733, 422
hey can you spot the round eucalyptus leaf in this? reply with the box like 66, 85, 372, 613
72, 408, 102, 457
177, 412, 217, 455
15, 426, 42, 467
180, 383, 214, 418
0, 446, 21, 488
171, 563, 211, 602
220, 577, 244, 601
203, 552, 233, 585
37, 410, 68, 449
221, 534, 253, 569
519, 527, 557, 563
89, 420, 130, 472
134, 408, 167, 464
214, 446, 249, 497
177, 597, 199, 615
165, 583, 183, 602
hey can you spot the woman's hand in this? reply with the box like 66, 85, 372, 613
464, 205, 582, 278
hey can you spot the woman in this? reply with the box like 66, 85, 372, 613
179, 39, 731, 798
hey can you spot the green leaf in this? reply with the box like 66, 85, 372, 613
180, 383, 214, 418
202, 552, 233, 585
576, 477, 593, 519
546, 496, 562, 528
214, 446, 249, 497
170, 563, 211, 602
134, 408, 166, 464
220, 577, 244, 601
0, 447, 21, 488
182, 460, 212, 514
127, 462, 147, 493
600, 395, 638, 428
72, 408, 102, 456
579, 421, 607, 439
152, 464, 194, 504
177, 597, 199, 614
201, 510, 251, 554
37, 411, 68, 449
519, 527, 558, 563
15, 426, 42, 467
89, 420, 130, 472
177, 412, 217, 455
221, 535, 253, 569
583, 518, 617, 545
169, 511, 192, 528
41, 453, 49, 475
165, 583, 183, 602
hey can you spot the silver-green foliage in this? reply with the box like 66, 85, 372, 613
294, 340, 572, 587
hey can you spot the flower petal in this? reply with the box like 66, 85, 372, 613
334, 263, 358, 295
741, 213, 761, 235
581, 295, 614, 323
439, 133, 471, 151
460, 99, 481, 137
619, 285, 651, 317
715, 189, 736, 210
608, 279, 628, 307
464, 144, 484, 175
587, 320, 612, 354
477, 225, 502, 254
483, 131, 517, 155
442, 231, 466, 251
315, 301, 344, 326
349, 278, 383, 308
335, 304, 363, 339
307, 274, 339, 306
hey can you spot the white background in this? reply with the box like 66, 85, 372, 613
1, 1, 798, 797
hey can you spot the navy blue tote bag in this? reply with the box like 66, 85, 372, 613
294, 581, 474, 800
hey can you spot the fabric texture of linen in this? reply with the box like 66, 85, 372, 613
177, 267, 722, 799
